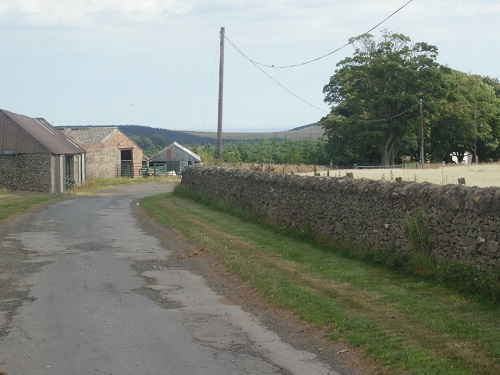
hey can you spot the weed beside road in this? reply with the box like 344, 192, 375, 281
141, 190, 500, 375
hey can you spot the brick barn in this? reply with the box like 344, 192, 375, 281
0, 109, 86, 193
61, 127, 143, 179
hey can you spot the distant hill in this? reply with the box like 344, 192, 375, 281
118, 125, 217, 146
290, 123, 320, 131
184, 123, 324, 141
60, 123, 324, 149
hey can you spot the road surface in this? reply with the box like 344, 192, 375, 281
0, 183, 339, 375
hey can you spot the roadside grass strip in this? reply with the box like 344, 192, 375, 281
140, 192, 500, 375
66, 177, 169, 195
0, 193, 60, 223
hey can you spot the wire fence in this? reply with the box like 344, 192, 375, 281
333, 163, 421, 170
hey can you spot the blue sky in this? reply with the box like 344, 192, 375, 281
0, 0, 499, 132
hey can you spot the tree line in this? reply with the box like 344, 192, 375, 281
321, 30, 500, 166
191, 138, 330, 166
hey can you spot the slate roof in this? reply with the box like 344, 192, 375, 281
61, 127, 117, 145
1, 110, 85, 155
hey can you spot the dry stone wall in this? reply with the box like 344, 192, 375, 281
181, 166, 500, 274
0, 154, 51, 192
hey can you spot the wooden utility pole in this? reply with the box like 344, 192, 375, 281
216, 27, 225, 161
419, 99, 425, 167
474, 101, 478, 163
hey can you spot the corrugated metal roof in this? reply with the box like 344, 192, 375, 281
1, 110, 85, 155
170, 142, 201, 161
61, 127, 117, 145
150, 142, 201, 163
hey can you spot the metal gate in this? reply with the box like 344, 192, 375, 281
117, 162, 132, 178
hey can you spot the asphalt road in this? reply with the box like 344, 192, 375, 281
0, 183, 338, 375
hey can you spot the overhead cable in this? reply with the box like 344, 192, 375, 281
226, 37, 329, 113
349, 101, 420, 123
227, 0, 414, 69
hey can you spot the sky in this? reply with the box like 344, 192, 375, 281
0, 0, 499, 132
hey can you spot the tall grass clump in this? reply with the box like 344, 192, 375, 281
402, 209, 431, 255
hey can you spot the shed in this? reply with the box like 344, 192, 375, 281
149, 142, 201, 174
61, 127, 143, 179
0, 109, 86, 193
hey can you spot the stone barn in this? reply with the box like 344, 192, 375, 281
149, 142, 201, 175
61, 127, 143, 179
0, 109, 86, 193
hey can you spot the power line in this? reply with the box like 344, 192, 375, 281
224, 1, 415, 116
225, 37, 329, 113
227, 0, 414, 69
226, 35, 419, 118
347, 101, 420, 123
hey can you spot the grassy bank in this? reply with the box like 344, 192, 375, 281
0, 190, 60, 223
140, 190, 500, 375
67, 176, 178, 195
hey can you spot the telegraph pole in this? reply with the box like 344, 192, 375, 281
216, 27, 225, 161
474, 101, 478, 163
419, 99, 425, 167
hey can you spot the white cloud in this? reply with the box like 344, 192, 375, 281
0, 0, 192, 27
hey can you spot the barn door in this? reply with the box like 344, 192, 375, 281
120, 149, 132, 178
65, 156, 75, 189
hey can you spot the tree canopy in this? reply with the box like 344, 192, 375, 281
321, 31, 500, 166
427, 70, 500, 163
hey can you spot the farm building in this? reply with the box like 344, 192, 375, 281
149, 142, 201, 174
61, 127, 143, 179
0, 109, 86, 193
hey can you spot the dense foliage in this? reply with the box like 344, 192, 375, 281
321, 30, 500, 166
191, 138, 330, 166
427, 72, 500, 163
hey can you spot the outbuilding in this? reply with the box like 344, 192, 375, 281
61, 127, 143, 179
0, 109, 86, 193
149, 142, 201, 175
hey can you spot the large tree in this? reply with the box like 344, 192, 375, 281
428, 71, 500, 163
321, 31, 448, 166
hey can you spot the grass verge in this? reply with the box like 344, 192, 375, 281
0, 191, 60, 223
0, 176, 179, 222
140, 189, 500, 375
66, 176, 181, 195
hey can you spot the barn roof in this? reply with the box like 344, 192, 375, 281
61, 127, 117, 144
170, 142, 201, 161
1, 110, 85, 155
150, 141, 201, 163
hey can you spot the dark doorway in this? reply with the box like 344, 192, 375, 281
65, 156, 75, 189
120, 149, 133, 177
